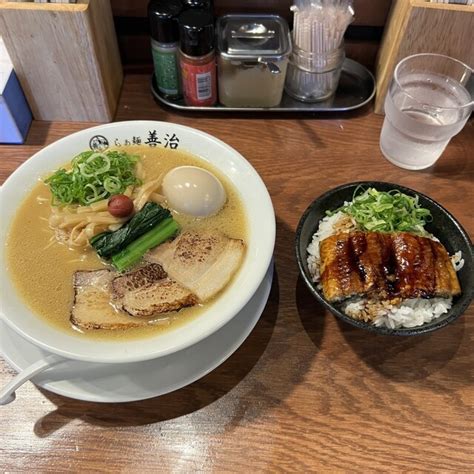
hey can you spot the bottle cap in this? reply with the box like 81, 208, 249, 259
182, 0, 212, 10
179, 9, 215, 57
148, 0, 182, 43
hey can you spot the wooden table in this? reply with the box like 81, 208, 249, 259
1, 75, 473, 472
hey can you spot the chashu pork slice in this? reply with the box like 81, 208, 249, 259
111, 263, 196, 317
71, 269, 150, 330
145, 231, 245, 302
71, 265, 197, 330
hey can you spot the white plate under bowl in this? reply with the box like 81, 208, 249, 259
0, 121, 275, 363
0, 265, 273, 403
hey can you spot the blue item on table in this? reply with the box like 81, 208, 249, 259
0, 48, 32, 144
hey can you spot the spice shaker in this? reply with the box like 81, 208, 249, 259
179, 9, 217, 107
216, 15, 291, 108
148, 0, 182, 99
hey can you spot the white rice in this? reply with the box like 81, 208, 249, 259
344, 297, 452, 330
306, 213, 463, 330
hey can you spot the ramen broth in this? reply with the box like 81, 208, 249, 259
5, 146, 248, 340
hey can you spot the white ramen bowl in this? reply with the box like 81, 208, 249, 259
0, 121, 275, 364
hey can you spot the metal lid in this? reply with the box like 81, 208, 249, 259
216, 14, 291, 60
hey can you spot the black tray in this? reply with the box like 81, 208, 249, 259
151, 58, 375, 112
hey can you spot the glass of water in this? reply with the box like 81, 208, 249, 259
380, 53, 473, 170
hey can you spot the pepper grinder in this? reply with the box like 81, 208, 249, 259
148, 0, 183, 99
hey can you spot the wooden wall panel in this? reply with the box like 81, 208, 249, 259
111, 0, 393, 26
0, 0, 122, 121
112, 0, 391, 70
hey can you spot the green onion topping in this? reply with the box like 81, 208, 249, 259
328, 186, 432, 234
44, 150, 141, 206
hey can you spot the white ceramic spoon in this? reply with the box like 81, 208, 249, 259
0, 354, 64, 405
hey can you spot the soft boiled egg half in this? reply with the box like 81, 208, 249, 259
162, 166, 227, 217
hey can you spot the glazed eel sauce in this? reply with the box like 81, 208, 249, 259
331, 231, 457, 300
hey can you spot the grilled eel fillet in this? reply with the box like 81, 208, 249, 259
319, 231, 461, 302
